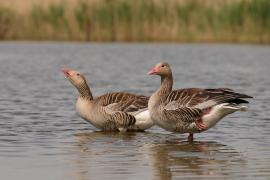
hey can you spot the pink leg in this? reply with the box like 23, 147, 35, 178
188, 133, 193, 142
195, 119, 206, 132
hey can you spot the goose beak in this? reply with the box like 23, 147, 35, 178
62, 68, 72, 77
148, 67, 159, 75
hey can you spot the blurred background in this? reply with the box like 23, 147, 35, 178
0, 0, 270, 43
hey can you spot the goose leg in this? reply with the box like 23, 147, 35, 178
188, 133, 194, 142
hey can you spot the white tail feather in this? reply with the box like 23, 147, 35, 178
193, 103, 249, 132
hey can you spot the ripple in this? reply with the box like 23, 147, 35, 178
0, 42, 270, 179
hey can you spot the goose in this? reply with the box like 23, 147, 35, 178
148, 62, 252, 142
62, 68, 153, 132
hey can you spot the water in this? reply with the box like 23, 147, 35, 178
0, 42, 269, 180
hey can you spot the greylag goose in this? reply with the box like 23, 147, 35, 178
148, 62, 252, 141
62, 68, 153, 132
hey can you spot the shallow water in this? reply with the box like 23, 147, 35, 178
0, 42, 269, 180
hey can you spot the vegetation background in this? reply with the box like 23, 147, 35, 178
0, 0, 269, 43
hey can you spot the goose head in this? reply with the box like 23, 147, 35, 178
148, 62, 172, 77
62, 68, 92, 98
62, 68, 87, 87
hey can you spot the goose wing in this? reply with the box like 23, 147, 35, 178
103, 109, 136, 129
163, 88, 252, 124
165, 88, 252, 110
164, 106, 202, 125
94, 92, 149, 129
97, 92, 149, 114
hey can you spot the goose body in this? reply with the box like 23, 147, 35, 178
63, 69, 153, 132
148, 62, 252, 141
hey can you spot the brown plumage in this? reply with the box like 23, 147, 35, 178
63, 68, 153, 132
148, 62, 252, 141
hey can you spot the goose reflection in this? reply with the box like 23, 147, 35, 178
70, 132, 246, 180
147, 140, 246, 180
70, 131, 144, 180
75, 131, 138, 152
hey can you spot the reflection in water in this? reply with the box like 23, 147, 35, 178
147, 140, 246, 180
71, 132, 246, 180
71, 132, 144, 180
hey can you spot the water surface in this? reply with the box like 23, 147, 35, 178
0, 42, 269, 180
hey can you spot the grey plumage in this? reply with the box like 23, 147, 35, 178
148, 62, 252, 136
63, 68, 153, 131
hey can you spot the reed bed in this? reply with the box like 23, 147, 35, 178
0, 0, 270, 43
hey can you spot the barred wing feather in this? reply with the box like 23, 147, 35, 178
164, 88, 251, 111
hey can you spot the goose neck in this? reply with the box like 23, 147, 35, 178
77, 83, 93, 100
159, 74, 173, 97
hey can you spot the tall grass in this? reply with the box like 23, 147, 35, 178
28, 3, 71, 40
0, 7, 14, 39
74, 2, 93, 41
1, 0, 270, 43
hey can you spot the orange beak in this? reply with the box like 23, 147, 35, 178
62, 68, 72, 77
148, 67, 159, 75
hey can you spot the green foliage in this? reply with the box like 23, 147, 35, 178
29, 3, 70, 39
0, 7, 14, 39
95, 1, 114, 27
74, 2, 93, 40
30, 3, 67, 28
138, 0, 162, 23
114, 1, 132, 22
247, 0, 270, 28
30, 5, 47, 26
2, 0, 270, 42
47, 3, 66, 28
74, 2, 91, 31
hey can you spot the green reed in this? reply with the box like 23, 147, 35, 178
0, 7, 14, 39
1, 0, 270, 43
